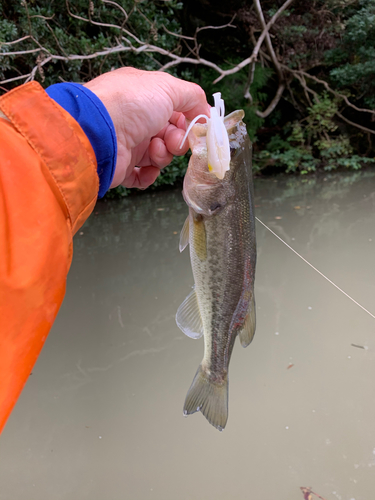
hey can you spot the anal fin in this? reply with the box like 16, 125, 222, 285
239, 294, 256, 348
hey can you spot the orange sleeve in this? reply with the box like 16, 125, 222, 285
0, 81, 99, 433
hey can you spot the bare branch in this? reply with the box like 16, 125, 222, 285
250, 0, 288, 115
180, 37, 199, 59
0, 39, 226, 87
158, 55, 224, 74
296, 69, 375, 115
0, 36, 32, 46
29, 14, 55, 20
101, 0, 128, 22
135, 5, 155, 29
295, 72, 317, 106
280, 64, 375, 116
0, 73, 36, 85
25, 56, 52, 83
286, 77, 303, 112
336, 111, 375, 136
213, 0, 294, 84
1, 0, 292, 95
256, 83, 285, 117
44, 21, 70, 58
1, 0, 373, 140
196, 14, 237, 34
0, 48, 42, 56
162, 25, 195, 41
65, 0, 139, 45
248, 0, 294, 62
244, 62, 256, 102
253, 0, 283, 81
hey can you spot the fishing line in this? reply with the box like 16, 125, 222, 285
255, 216, 375, 320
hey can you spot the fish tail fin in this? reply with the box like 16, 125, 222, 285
183, 364, 228, 431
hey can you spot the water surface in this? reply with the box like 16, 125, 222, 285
1, 173, 375, 500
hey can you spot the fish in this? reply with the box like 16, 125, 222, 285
176, 94, 257, 431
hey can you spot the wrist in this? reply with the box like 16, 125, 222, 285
46, 82, 117, 198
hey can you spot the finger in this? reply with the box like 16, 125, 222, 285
170, 109, 210, 132
169, 111, 187, 130
154, 113, 185, 141
155, 114, 188, 154
154, 123, 169, 140
167, 77, 211, 120
148, 137, 174, 167
122, 166, 160, 189
163, 125, 189, 156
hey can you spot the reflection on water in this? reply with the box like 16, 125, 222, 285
1, 173, 375, 500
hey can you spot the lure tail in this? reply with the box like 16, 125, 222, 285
179, 92, 230, 180
183, 364, 228, 431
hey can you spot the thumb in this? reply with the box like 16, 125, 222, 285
167, 78, 211, 120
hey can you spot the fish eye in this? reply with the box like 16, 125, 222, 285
209, 202, 222, 214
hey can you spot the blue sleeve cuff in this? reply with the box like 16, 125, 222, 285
46, 82, 117, 198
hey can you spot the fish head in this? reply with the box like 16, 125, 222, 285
183, 142, 230, 217
182, 109, 247, 217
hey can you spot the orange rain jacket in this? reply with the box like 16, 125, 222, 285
0, 81, 99, 434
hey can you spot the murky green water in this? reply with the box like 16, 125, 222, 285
1, 172, 375, 499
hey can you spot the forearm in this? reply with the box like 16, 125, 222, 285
0, 82, 98, 433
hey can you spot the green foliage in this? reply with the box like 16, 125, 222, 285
335, 155, 375, 170
254, 93, 375, 174
152, 154, 189, 187
306, 93, 338, 137
104, 185, 130, 199
0, 0, 184, 86
254, 121, 318, 175
327, 0, 375, 107
254, 146, 318, 175
105, 154, 188, 198
2, 0, 375, 200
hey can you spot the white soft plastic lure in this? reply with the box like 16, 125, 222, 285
180, 92, 231, 180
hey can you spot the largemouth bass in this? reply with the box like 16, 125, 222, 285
176, 95, 257, 431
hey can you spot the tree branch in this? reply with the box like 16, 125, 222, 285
281, 64, 375, 116
162, 25, 195, 41
196, 14, 237, 34
256, 82, 285, 117
65, 0, 139, 45
251, 0, 289, 116
1, 0, 374, 142
253, 0, 284, 81
101, 0, 128, 22
0, 48, 42, 56
336, 111, 375, 136
212, 0, 294, 84
0, 74, 35, 85
0, 35, 32, 47
1, 0, 294, 93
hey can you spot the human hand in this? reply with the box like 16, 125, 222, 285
84, 67, 210, 189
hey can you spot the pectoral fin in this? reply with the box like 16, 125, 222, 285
176, 289, 203, 339
239, 294, 256, 348
179, 216, 190, 252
